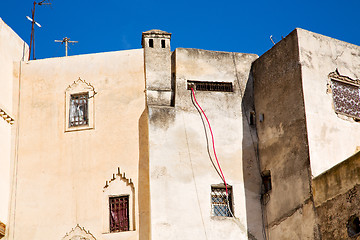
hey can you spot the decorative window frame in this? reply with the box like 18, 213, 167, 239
65, 78, 95, 132
102, 168, 135, 234
0, 107, 15, 125
328, 69, 360, 121
62, 224, 97, 240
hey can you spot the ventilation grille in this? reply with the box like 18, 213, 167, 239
187, 80, 233, 92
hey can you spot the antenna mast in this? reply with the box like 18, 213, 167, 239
55, 37, 78, 56
270, 35, 276, 45
28, 0, 51, 60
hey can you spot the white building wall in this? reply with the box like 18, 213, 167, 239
298, 29, 360, 177
148, 48, 262, 240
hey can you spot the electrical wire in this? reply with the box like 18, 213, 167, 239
190, 86, 259, 239
190, 90, 223, 181
190, 87, 228, 195
188, 55, 267, 239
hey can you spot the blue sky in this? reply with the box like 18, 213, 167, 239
1, 0, 360, 59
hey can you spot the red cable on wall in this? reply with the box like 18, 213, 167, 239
190, 88, 228, 195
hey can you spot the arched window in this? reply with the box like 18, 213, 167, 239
347, 215, 360, 237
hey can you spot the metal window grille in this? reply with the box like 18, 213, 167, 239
187, 81, 233, 92
110, 196, 129, 232
211, 186, 232, 217
331, 80, 360, 119
69, 93, 88, 127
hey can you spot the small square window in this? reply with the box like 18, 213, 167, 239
69, 93, 89, 127
211, 185, 233, 217
261, 170, 272, 194
110, 196, 130, 232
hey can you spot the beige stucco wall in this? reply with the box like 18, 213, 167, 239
0, 121, 11, 225
312, 151, 360, 207
298, 28, 360, 177
7, 49, 145, 240
312, 152, 360, 239
0, 18, 28, 226
147, 48, 262, 240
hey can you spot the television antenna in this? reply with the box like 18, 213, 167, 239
270, 35, 276, 45
27, 0, 51, 60
55, 37, 78, 56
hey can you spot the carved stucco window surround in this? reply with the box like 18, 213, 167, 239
65, 78, 96, 132
0, 107, 15, 125
102, 168, 135, 234
328, 69, 360, 121
62, 224, 97, 240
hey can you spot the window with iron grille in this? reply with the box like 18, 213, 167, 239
187, 80, 233, 92
69, 93, 88, 127
110, 196, 129, 232
211, 185, 233, 217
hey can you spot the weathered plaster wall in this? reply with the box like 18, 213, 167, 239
8, 49, 145, 240
142, 30, 172, 106
138, 109, 150, 240
252, 29, 318, 239
147, 48, 262, 240
316, 184, 360, 240
313, 152, 360, 239
0, 18, 28, 226
313, 151, 360, 206
297, 28, 360, 177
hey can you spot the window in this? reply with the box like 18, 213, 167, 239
149, 39, 154, 48
65, 78, 95, 132
187, 80, 233, 92
261, 170, 272, 194
331, 80, 360, 119
102, 168, 135, 234
347, 215, 360, 237
329, 70, 360, 120
69, 93, 88, 127
249, 111, 256, 125
161, 39, 165, 48
110, 196, 129, 232
211, 185, 233, 217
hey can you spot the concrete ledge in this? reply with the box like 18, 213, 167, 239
146, 90, 173, 106
313, 151, 360, 207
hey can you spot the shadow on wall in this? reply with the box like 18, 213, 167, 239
241, 71, 265, 240
138, 109, 150, 240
